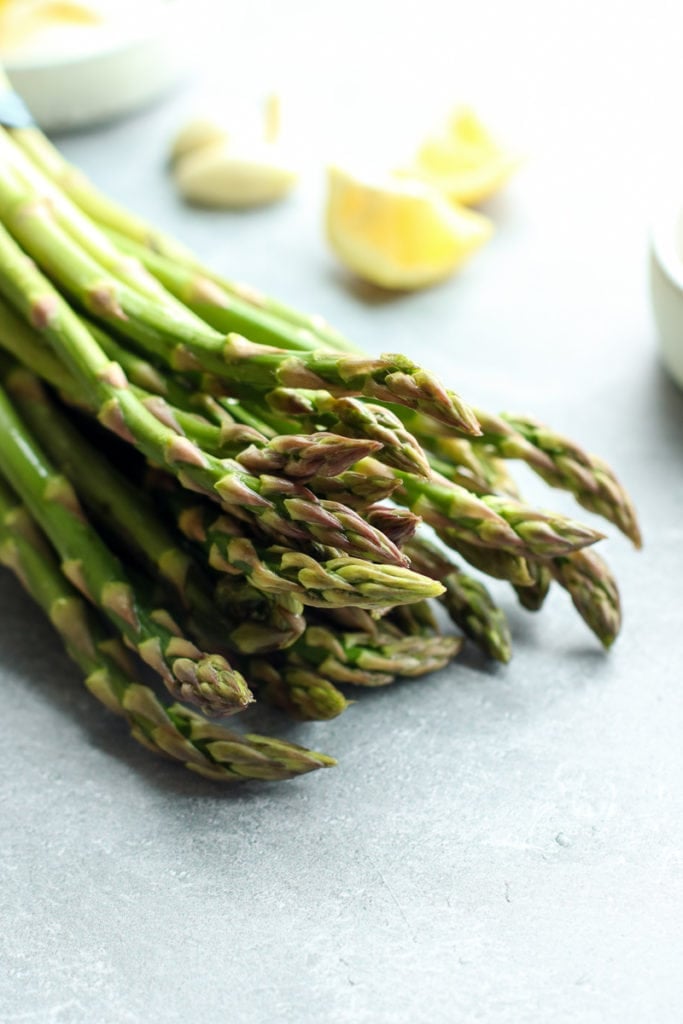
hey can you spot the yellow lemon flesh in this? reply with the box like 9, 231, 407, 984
407, 107, 520, 206
326, 165, 493, 291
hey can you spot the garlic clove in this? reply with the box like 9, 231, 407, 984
174, 142, 298, 208
170, 118, 228, 164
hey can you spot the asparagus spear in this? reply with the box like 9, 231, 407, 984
485, 411, 641, 547
4, 364, 307, 655
248, 660, 350, 721
408, 417, 620, 639
398, 407, 640, 546
550, 549, 621, 648
416, 419, 622, 643
296, 466, 400, 509
255, 389, 431, 478
514, 560, 552, 612
38, 154, 636, 555
176, 498, 446, 610
405, 536, 512, 663
285, 619, 462, 688
0, 223, 407, 567
249, 602, 461, 720
393, 468, 604, 559
366, 505, 420, 547
419, 437, 521, 496
446, 540, 533, 586
0, 476, 333, 780
414, 425, 621, 644
0, 376, 253, 716
232, 429, 382, 480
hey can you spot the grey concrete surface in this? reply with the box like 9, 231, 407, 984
2, 3, 683, 1021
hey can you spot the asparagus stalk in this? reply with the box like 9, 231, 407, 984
0, 222, 407, 566
0, 377, 253, 716
0, 138, 480, 434
12, 125, 356, 351
0, 128, 189, 311
102, 224, 357, 354
0, 293, 379, 478
0, 290, 76, 392
0, 475, 333, 780
85, 315, 224, 417
0, 290, 212, 434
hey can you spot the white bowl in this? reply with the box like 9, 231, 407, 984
650, 199, 683, 388
3, 1, 191, 132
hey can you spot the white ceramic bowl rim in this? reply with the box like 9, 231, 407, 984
2, 0, 182, 72
651, 198, 683, 293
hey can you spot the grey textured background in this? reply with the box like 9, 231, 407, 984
2, 2, 683, 1021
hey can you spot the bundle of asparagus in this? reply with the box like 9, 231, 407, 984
0, 79, 639, 782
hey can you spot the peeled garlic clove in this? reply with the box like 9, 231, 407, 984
170, 118, 228, 164
174, 142, 298, 208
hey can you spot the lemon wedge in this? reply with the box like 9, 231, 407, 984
406, 107, 520, 206
325, 165, 493, 291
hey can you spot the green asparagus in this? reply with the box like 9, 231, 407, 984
0, 474, 334, 778
0, 81, 642, 788
0, 376, 253, 716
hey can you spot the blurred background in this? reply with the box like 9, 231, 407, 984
4, 0, 682, 193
